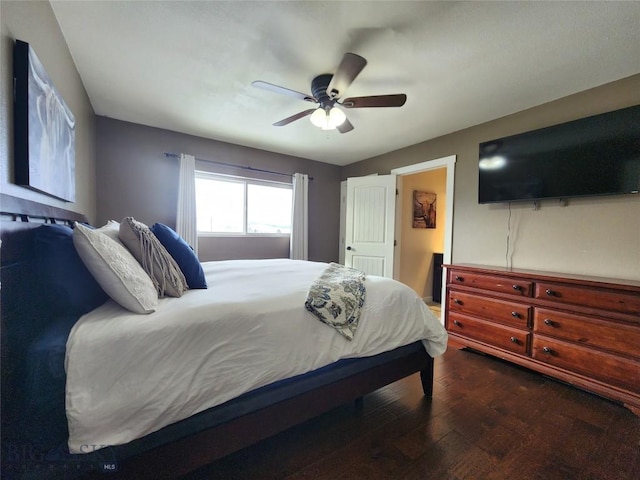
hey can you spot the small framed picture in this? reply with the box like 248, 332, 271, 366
413, 191, 436, 228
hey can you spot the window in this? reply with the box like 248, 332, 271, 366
195, 172, 292, 235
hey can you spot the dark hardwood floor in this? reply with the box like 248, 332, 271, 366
180, 342, 640, 480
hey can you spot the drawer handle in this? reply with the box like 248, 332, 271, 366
453, 298, 462, 305
510, 336, 519, 344
453, 320, 461, 327
542, 346, 553, 354
543, 319, 555, 327
512, 284, 522, 292
545, 289, 556, 297
455, 275, 464, 282
511, 311, 520, 318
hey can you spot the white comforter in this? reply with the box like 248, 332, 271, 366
65, 259, 447, 453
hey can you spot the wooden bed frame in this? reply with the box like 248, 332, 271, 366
0, 193, 435, 479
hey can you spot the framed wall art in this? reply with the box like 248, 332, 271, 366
413, 190, 436, 229
14, 39, 76, 202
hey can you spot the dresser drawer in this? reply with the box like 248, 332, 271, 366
534, 308, 640, 359
448, 312, 530, 355
535, 282, 640, 315
448, 270, 532, 297
448, 290, 530, 328
532, 336, 640, 394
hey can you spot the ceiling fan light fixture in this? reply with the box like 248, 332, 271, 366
254, 52, 407, 133
310, 108, 329, 129
329, 106, 346, 127
310, 106, 346, 130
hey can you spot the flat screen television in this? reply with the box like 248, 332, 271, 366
478, 105, 640, 204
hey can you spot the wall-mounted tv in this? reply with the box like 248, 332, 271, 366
478, 105, 640, 204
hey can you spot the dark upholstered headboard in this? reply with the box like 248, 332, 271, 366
0, 193, 88, 436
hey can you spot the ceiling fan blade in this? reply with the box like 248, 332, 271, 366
252, 80, 316, 103
273, 108, 317, 126
337, 117, 354, 134
341, 94, 407, 108
326, 53, 367, 99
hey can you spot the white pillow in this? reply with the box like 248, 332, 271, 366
73, 222, 158, 314
97, 220, 121, 243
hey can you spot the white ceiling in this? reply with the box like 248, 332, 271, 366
50, 1, 640, 166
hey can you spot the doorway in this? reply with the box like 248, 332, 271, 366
339, 155, 456, 323
392, 155, 456, 324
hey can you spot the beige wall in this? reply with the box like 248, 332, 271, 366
0, 0, 97, 222
400, 169, 446, 298
343, 75, 640, 281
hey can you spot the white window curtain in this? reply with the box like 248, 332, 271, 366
290, 172, 309, 260
176, 153, 198, 256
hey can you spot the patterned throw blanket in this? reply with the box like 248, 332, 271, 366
305, 263, 366, 341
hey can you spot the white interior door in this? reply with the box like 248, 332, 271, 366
345, 175, 396, 277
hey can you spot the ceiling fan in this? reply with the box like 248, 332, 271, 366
252, 53, 407, 133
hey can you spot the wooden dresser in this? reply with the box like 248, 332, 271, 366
444, 264, 640, 414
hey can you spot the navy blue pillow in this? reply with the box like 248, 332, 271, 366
150, 223, 207, 289
34, 224, 109, 315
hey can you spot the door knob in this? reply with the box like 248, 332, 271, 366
346, 246, 352, 251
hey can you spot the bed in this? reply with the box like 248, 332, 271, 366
0, 193, 447, 479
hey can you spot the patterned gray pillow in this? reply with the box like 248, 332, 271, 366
119, 217, 188, 298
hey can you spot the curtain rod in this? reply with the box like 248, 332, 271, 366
163, 153, 313, 180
